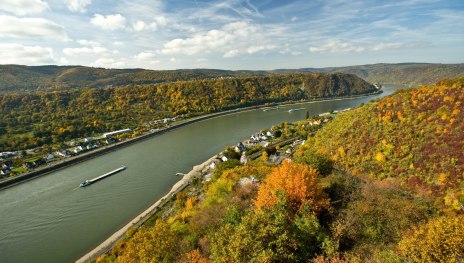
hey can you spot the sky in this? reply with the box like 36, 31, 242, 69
0, 0, 463, 70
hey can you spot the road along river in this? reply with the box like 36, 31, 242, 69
0, 85, 402, 263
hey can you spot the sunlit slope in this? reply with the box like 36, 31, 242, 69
302, 78, 464, 210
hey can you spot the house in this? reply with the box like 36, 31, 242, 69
32, 159, 45, 167
203, 173, 213, 182
238, 176, 259, 186
45, 154, 55, 162
221, 156, 229, 162
234, 142, 247, 153
23, 162, 33, 169
55, 151, 70, 158
0, 168, 11, 176
209, 158, 222, 169
240, 152, 248, 164
65, 141, 77, 147
0, 152, 17, 158
73, 146, 84, 154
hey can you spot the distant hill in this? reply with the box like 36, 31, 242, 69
0, 65, 266, 93
279, 63, 464, 85
0, 63, 463, 93
0, 72, 375, 151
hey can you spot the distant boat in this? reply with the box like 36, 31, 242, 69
79, 166, 126, 187
288, 108, 305, 113
263, 106, 279, 111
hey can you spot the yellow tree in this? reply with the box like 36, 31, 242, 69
254, 160, 329, 213
116, 220, 179, 263
398, 215, 464, 263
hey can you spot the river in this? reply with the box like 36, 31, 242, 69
0, 85, 402, 263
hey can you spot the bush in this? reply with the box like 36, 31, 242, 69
295, 148, 334, 176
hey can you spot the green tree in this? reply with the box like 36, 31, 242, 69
295, 147, 334, 176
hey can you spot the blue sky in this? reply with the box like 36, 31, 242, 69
0, 0, 463, 69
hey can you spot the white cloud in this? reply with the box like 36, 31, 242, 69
0, 15, 68, 40
246, 44, 277, 54
77, 39, 100, 47
223, 49, 240, 58
155, 16, 167, 27
66, 0, 92, 13
92, 57, 126, 68
0, 43, 54, 65
309, 40, 364, 53
370, 42, 432, 51
160, 21, 259, 56
63, 39, 107, 56
0, 0, 48, 15
63, 46, 107, 56
132, 20, 157, 31
134, 51, 156, 61
90, 14, 126, 30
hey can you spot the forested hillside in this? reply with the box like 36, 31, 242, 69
0, 73, 374, 151
97, 78, 464, 263
303, 77, 464, 210
0, 65, 265, 93
279, 63, 464, 85
1, 63, 462, 93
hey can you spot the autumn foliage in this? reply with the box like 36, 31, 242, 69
398, 215, 464, 263
300, 78, 464, 211
254, 160, 329, 213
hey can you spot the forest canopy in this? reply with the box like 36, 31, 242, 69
0, 73, 374, 151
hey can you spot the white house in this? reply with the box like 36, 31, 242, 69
103, 128, 132, 138
240, 152, 248, 164
238, 176, 259, 186
45, 154, 55, 162
1, 169, 11, 176
73, 146, 84, 154
55, 151, 70, 158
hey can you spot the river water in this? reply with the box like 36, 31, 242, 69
0, 85, 402, 263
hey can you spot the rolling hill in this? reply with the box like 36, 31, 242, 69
1, 63, 463, 93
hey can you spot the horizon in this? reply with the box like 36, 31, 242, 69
3, 62, 463, 72
0, 0, 463, 70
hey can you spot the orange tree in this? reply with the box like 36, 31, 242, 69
254, 160, 329, 213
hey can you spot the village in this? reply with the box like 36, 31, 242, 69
0, 112, 335, 181
0, 115, 185, 179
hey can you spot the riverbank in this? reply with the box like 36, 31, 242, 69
76, 155, 218, 263
75, 104, 348, 262
0, 89, 381, 191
